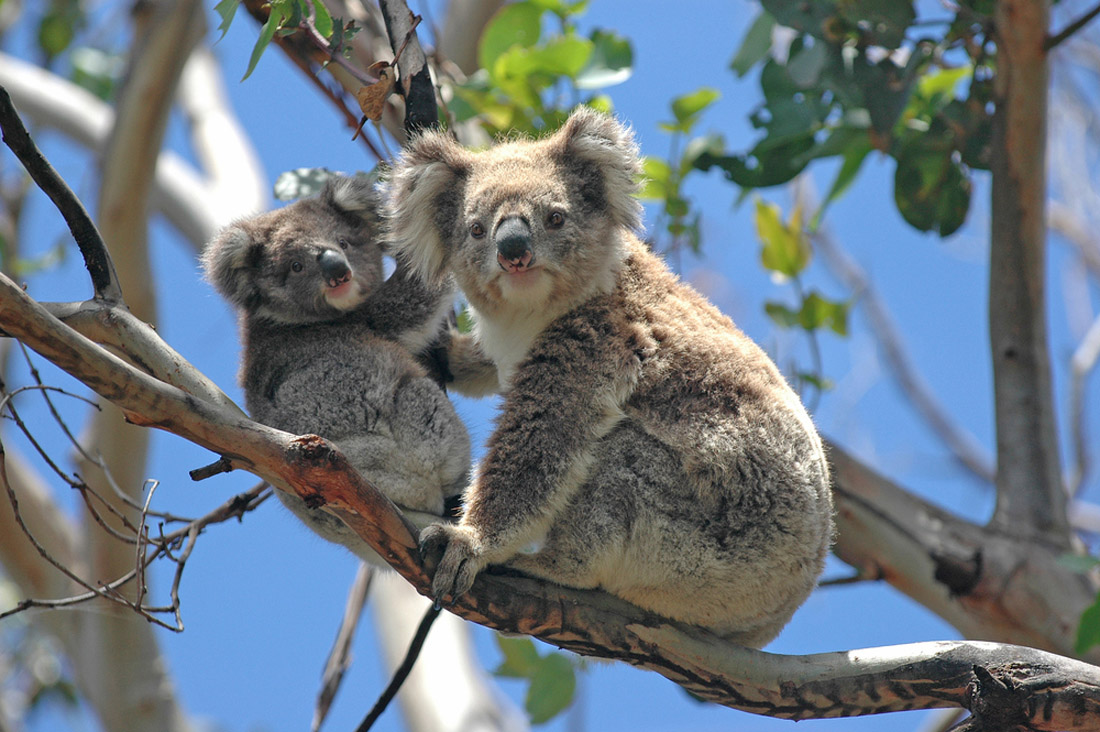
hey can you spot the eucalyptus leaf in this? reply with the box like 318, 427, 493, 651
494, 635, 542, 678
525, 653, 576, 725
273, 168, 335, 201
755, 199, 810, 276
479, 2, 543, 76
576, 29, 632, 89
214, 0, 239, 41
730, 11, 775, 77
1076, 596, 1100, 655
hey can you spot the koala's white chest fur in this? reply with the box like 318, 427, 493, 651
470, 306, 555, 387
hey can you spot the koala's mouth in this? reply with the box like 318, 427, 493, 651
497, 250, 536, 274
323, 277, 364, 310
326, 270, 353, 289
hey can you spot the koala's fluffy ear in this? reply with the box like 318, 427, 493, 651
551, 107, 643, 232
383, 131, 471, 283
201, 225, 261, 308
324, 175, 380, 221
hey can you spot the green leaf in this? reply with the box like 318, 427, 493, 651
799, 292, 850, 335
765, 301, 800, 329
730, 11, 775, 77
526, 653, 576, 724
214, 0, 239, 41
916, 65, 971, 101
479, 2, 543, 75
638, 157, 671, 200
575, 29, 632, 89
456, 306, 475, 334
38, 11, 76, 58
837, 0, 916, 50
696, 132, 815, 189
494, 635, 541, 678
70, 47, 124, 101
1058, 554, 1100, 574
754, 199, 810, 277
311, 0, 333, 38
1076, 595, 1100, 655
669, 88, 720, 133
273, 167, 337, 201
894, 143, 971, 236
243, 1, 291, 80
531, 35, 593, 79
797, 371, 834, 391
813, 133, 873, 227
787, 42, 827, 88
759, 0, 837, 40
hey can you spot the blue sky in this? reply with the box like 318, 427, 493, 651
6, 1, 1099, 731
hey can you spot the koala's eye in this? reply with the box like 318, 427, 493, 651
470, 222, 486, 239
338, 238, 349, 250
291, 261, 303, 273
547, 211, 565, 229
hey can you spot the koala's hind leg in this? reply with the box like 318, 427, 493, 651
502, 423, 678, 590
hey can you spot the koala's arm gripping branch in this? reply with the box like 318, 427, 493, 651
463, 303, 641, 556
0, 84, 122, 304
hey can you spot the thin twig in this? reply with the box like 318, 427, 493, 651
808, 216, 996, 483
1069, 312, 1100, 496
312, 562, 374, 732
0, 84, 122, 302
1047, 1, 1100, 50
354, 603, 441, 732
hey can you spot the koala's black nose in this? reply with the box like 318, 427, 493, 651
495, 217, 533, 266
318, 249, 351, 285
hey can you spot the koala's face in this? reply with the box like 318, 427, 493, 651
203, 177, 384, 324
385, 108, 643, 317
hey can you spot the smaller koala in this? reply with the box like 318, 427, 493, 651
384, 109, 834, 647
201, 176, 471, 562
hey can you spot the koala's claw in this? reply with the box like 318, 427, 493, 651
418, 522, 484, 604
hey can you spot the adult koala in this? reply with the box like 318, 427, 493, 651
384, 109, 834, 647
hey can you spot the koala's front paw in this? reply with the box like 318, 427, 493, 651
419, 523, 484, 605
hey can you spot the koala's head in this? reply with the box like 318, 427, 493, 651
202, 176, 384, 324
384, 108, 643, 316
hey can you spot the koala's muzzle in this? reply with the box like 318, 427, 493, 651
318, 249, 352, 287
495, 217, 534, 273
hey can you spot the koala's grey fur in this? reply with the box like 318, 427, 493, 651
384, 109, 834, 646
202, 176, 471, 563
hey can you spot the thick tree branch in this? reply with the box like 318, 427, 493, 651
829, 442, 1100, 665
2, 271, 1100, 727
988, 0, 1070, 548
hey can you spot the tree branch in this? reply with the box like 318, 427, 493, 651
378, 0, 438, 133
829, 442, 1099, 665
0, 85, 121, 302
0, 51, 257, 249
988, 0, 1070, 549
3, 270, 1100, 726
1046, 2, 1100, 49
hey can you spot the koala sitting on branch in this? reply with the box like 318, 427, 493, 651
202, 176, 471, 563
384, 109, 834, 647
